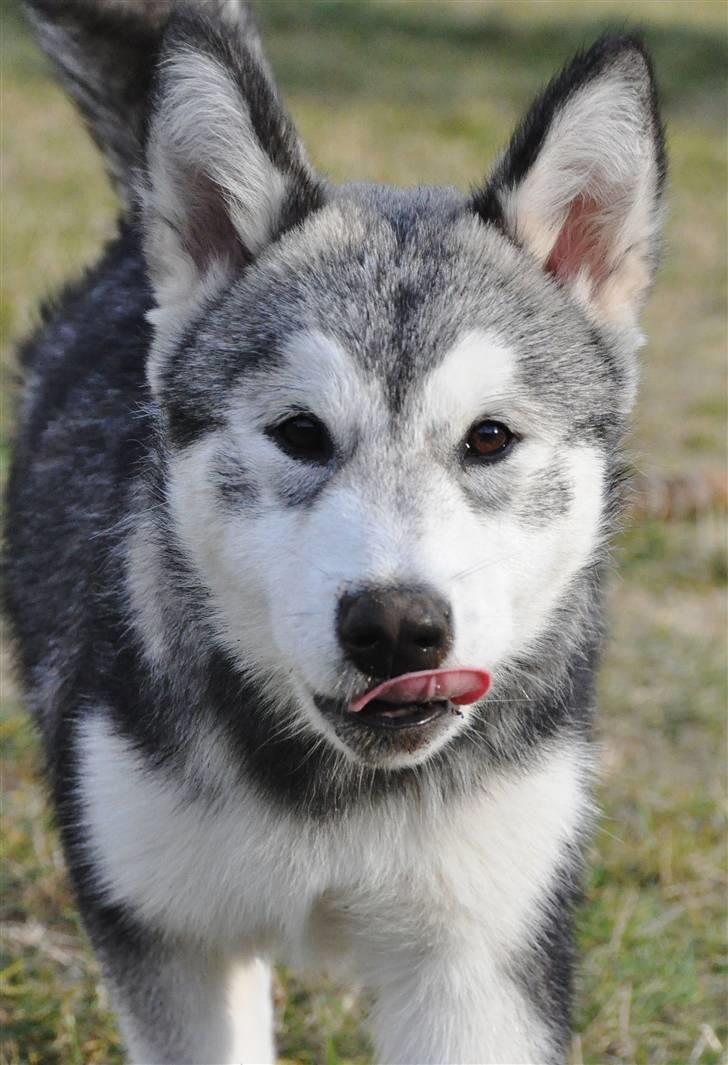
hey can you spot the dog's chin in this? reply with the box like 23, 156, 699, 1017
312, 693, 464, 767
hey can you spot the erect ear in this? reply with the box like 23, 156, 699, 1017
141, 7, 324, 373
472, 35, 666, 330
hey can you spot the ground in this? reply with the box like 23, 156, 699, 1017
0, 1, 725, 1063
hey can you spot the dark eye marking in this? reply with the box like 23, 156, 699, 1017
266, 413, 334, 465
463, 419, 517, 463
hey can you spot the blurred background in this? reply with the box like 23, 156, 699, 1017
1, 1, 725, 1063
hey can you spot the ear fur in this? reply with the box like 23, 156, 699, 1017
141, 7, 324, 375
472, 35, 666, 329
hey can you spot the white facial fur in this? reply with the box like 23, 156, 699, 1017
167, 329, 605, 764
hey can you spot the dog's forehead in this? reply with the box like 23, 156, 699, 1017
268, 326, 517, 432
259, 184, 478, 386
217, 183, 623, 431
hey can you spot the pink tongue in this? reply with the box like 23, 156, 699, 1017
351, 668, 491, 713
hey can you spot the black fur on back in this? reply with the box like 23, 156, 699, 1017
3, 225, 154, 750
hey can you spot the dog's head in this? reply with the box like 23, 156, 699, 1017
139, 13, 664, 767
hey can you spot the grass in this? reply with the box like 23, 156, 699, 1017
1, 1, 726, 1062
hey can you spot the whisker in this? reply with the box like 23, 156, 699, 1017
449, 551, 520, 583
278, 610, 329, 621
290, 734, 327, 776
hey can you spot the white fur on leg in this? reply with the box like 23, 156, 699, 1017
369, 951, 546, 1065
115, 950, 274, 1065
228, 957, 275, 1065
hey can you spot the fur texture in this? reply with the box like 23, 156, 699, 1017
5, 3, 665, 1062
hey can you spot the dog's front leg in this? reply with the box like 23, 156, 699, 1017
366, 935, 557, 1065
103, 939, 275, 1065
352, 753, 583, 1064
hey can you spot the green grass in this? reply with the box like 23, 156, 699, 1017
1, 1, 726, 1063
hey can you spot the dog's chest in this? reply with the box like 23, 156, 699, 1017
78, 714, 588, 963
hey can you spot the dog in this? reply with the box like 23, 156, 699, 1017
4, 1, 665, 1061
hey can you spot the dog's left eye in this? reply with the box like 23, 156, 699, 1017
464, 419, 515, 461
267, 413, 333, 464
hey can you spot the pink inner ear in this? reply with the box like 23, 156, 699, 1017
184, 168, 248, 273
545, 193, 611, 286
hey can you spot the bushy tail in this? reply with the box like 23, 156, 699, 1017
23, 0, 268, 211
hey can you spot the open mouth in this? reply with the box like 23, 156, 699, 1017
349, 668, 491, 730
353, 698, 450, 729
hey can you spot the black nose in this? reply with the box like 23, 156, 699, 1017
337, 585, 453, 679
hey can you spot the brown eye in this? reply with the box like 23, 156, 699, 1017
268, 413, 333, 464
464, 420, 514, 461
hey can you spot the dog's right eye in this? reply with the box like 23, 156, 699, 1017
267, 413, 333, 464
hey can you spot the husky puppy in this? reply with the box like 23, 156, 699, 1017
4, 1, 665, 1062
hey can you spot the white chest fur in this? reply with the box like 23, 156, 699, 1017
79, 714, 589, 1062
79, 714, 586, 952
